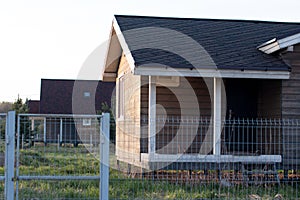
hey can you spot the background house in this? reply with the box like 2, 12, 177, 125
28, 79, 115, 146
27, 100, 40, 114
40, 79, 115, 114
102, 15, 300, 172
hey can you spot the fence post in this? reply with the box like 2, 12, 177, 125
60, 118, 63, 144
5, 111, 15, 200
43, 117, 46, 144
100, 113, 110, 200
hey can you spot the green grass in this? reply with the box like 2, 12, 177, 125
0, 144, 298, 199
108, 177, 299, 200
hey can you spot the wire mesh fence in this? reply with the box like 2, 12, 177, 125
0, 113, 299, 199
16, 114, 104, 199
110, 115, 300, 199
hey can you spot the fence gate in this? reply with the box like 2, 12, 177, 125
2, 111, 110, 200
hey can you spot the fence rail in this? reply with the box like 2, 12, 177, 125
140, 116, 292, 159
0, 112, 110, 200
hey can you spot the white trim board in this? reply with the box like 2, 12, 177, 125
134, 66, 290, 79
112, 17, 136, 72
141, 153, 282, 163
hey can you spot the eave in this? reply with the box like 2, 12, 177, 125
101, 17, 136, 82
134, 66, 290, 79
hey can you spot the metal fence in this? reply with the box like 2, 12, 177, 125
0, 112, 299, 199
0, 112, 110, 200
110, 115, 300, 199
15, 113, 110, 199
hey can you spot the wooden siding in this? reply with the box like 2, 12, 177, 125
281, 44, 300, 167
282, 63, 300, 119
116, 53, 141, 163
141, 77, 212, 116
140, 77, 213, 154
282, 44, 300, 119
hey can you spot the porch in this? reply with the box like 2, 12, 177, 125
137, 116, 283, 170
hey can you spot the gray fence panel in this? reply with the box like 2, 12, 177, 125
110, 115, 300, 199
14, 113, 110, 200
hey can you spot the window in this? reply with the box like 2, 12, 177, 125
83, 118, 91, 126
84, 92, 91, 97
118, 76, 125, 119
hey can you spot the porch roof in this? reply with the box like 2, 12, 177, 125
102, 15, 300, 80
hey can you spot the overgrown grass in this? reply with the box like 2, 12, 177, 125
0, 144, 298, 199
108, 176, 299, 200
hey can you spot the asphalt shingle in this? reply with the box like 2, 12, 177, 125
115, 15, 300, 71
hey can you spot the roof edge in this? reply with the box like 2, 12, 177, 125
101, 16, 136, 80
112, 16, 136, 71
114, 14, 300, 25
41, 78, 103, 82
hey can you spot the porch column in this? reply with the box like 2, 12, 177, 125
213, 77, 222, 155
148, 76, 156, 155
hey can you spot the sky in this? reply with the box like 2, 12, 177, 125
1, 0, 300, 102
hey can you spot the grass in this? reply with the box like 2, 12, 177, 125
0, 144, 298, 199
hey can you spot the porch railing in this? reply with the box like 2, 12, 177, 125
138, 116, 299, 167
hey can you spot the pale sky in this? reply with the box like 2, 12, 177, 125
1, 0, 300, 102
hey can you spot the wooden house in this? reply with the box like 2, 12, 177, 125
101, 15, 300, 171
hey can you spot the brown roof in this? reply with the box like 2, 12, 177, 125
40, 79, 115, 114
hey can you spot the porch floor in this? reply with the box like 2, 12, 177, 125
141, 153, 282, 163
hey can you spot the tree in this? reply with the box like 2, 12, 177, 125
11, 96, 32, 146
97, 102, 116, 144
12, 96, 28, 115
0, 101, 12, 113
0, 97, 29, 141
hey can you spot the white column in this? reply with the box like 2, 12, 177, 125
213, 77, 222, 155
148, 76, 156, 155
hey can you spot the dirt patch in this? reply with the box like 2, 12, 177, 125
127, 170, 300, 185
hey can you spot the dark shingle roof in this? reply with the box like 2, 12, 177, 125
115, 15, 300, 71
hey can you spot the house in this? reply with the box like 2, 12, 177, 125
30, 79, 115, 146
101, 15, 300, 172
40, 79, 115, 114
27, 100, 40, 114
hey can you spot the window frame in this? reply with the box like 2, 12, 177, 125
82, 118, 92, 126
